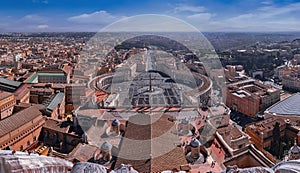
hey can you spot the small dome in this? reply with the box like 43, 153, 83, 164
112, 119, 120, 126
186, 151, 205, 164
290, 145, 300, 154
190, 138, 201, 148
290, 139, 300, 155
101, 142, 112, 152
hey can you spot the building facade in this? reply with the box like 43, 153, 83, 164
0, 91, 16, 120
0, 106, 45, 151
245, 117, 286, 150
226, 79, 280, 117
282, 75, 300, 92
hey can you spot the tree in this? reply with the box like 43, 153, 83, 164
272, 122, 281, 158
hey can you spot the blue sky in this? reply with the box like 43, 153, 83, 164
0, 0, 300, 32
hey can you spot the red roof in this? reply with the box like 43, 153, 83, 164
115, 113, 187, 172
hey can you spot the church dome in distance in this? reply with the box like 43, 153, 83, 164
112, 119, 121, 126
190, 138, 201, 148
101, 141, 112, 152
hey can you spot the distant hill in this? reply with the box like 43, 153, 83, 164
204, 32, 300, 51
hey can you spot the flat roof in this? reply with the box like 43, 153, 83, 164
267, 93, 300, 116
0, 78, 22, 88
37, 72, 65, 76
26, 72, 66, 83
43, 119, 70, 133
25, 73, 38, 83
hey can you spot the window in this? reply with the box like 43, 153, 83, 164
27, 141, 30, 147
20, 145, 23, 151
33, 136, 36, 142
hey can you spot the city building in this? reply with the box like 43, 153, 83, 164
0, 91, 16, 120
25, 70, 70, 84
246, 117, 286, 150
13, 83, 30, 103
244, 116, 299, 164
41, 92, 65, 119
0, 78, 22, 92
282, 75, 300, 92
226, 79, 280, 117
216, 124, 250, 156
65, 83, 86, 113
29, 86, 54, 104
209, 105, 274, 169
0, 105, 45, 151
275, 57, 300, 92
41, 118, 83, 154
246, 103, 300, 164
263, 93, 300, 144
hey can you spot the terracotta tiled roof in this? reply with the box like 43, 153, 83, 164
247, 117, 285, 133
30, 87, 54, 93
0, 91, 13, 100
68, 143, 98, 162
150, 147, 187, 172
230, 126, 243, 140
115, 113, 187, 172
14, 84, 30, 100
0, 106, 43, 137
43, 119, 70, 133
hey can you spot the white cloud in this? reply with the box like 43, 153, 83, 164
174, 4, 206, 13
227, 13, 255, 22
261, 0, 273, 5
0, 14, 51, 32
187, 13, 213, 21
68, 10, 123, 24
169, 1, 300, 31
37, 24, 49, 29
20, 14, 47, 23
257, 2, 300, 17
210, 2, 300, 31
